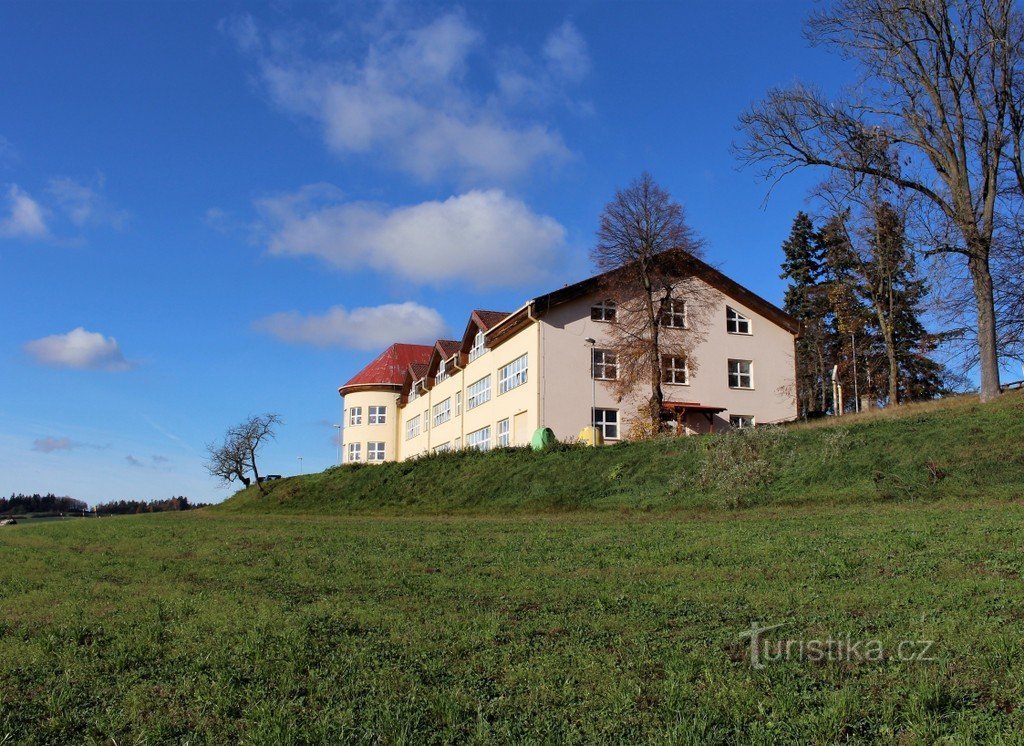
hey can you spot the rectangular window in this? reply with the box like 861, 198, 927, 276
728, 359, 754, 389
726, 306, 752, 334
661, 298, 687, 328
498, 354, 528, 394
661, 355, 689, 385
497, 418, 510, 447
348, 406, 362, 426
433, 442, 451, 453
455, 391, 462, 416
730, 415, 755, 430
592, 349, 618, 380
433, 398, 451, 427
467, 375, 491, 409
592, 408, 619, 440
423, 409, 429, 431
408, 387, 419, 402
454, 437, 461, 450
367, 442, 386, 461
590, 300, 616, 322
466, 426, 491, 451
368, 405, 386, 424
468, 330, 487, 362
346, 442, 361, 462
435, 358, 448, 382
405, 415, 421, 440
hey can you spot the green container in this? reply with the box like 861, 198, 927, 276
530, 427, 557, 450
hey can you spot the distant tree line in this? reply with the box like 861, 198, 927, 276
93, 496, 208, 515
1, 493, 88, 515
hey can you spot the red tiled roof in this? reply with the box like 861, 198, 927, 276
340, 343, 433, 393
436, 339, 461, 357
473, 310, 511, 330
409, 362, 429, 379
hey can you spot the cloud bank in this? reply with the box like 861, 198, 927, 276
255, 302, 447, 350
24, 328, 135, 371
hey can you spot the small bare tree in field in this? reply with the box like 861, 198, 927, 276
592, 173, 713, 436
206, 413, 282, 495
737, 0, 1024, 403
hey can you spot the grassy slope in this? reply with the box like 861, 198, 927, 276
215, 390, 1024, 515
3, 502, 1024, 742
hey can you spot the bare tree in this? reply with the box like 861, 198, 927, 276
206, 413, 282, 494
592, 173, 711, 435
737, 0, 1024, 402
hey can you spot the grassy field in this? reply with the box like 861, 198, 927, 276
217, 391, 1024, 515
4, 393, 1024, 742
3, 500, 1024, 742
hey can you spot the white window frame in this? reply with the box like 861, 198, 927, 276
408, 387, 419, 403
433, 442, 451, 453
455, 391, 462, 416
405, 415, 422, 440
467, 375, 491, 409
346, 442, 361, 462
454, 437, 461, 450
368, 405, 386, 425
661, 355, 689, 385
590, 300, 616, 322
592, 408, 619, 440
433, 398, 451, 427
348, 406, 362, 426
497, 418, 510, 447
592, 349, 618, 380
435, 358, 448, 383
730, 415, 756, 430
468, 330, 487, 362
661, 298, 687, 328
466, 426, 491, 452
423, 408, 429, 431
367, 442, 386, 461
726, 306, 752, 335
728, 359, 754, 389
498, 354, 528, 394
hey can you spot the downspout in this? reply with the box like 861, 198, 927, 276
527, 302, 541, 433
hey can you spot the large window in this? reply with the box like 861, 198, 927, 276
726, 306, 751, 335
661, 298, 687, 328
348, 406, 362, 426
592, 349, 618, 380
466, 426, 491, 451
728, 359, 754, 389
436, 358, 449, 382
592, 408, 619, 440
346, 442, 361, 462
730, 415, 755, 430
467, 375, 491, 409
367, 442, 386, 461
469, 330, 487, 361
368, 405, 386, 425
661, 355, 689, 385
498, 354, 528, 394
591, 300, 616, 322
433, 442, 451, 453
433, 398, 451, 427
405, 415, 421, 440
497, 418, 510, 447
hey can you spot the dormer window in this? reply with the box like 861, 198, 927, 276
408, 386, 419, 403
436, 358, 448, 382
726, 306, 752, 335
660, 298, 687, 328
591, 300, 616, 322
468, 330, 487, 362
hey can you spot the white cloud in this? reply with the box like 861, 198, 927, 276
543, 22, 590, 82
32, 436, 76, 453
0, 185, 48, 239
256, 185, 565, 287
23, 328, 135, 371
255, 302, 447, 350
47, 175, 128, 230
227, 11, 587, 182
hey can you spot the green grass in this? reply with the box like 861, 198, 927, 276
3, 502, 1024, 742
4, 393, 1024, 742
216, 390, 1024, 515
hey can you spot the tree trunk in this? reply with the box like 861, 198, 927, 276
969, 253, 1002, 402
251, 450, 265, 495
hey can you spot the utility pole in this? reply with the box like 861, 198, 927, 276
297, 456, 303, 475
333, 424, 342, 465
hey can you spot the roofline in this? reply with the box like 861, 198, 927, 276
337, 382, 403, 397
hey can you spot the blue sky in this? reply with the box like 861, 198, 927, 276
1, 1, 849, 505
